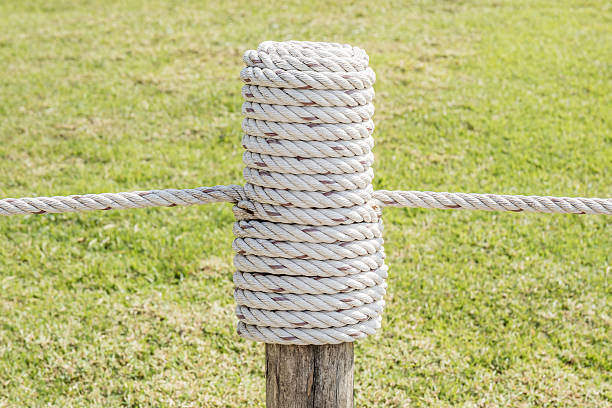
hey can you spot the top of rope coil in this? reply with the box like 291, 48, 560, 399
245, 41, 370, 72
241, 41, 376, 91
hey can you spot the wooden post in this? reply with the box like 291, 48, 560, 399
266, 343, 354, 408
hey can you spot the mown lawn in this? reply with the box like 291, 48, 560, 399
0, 0, 610, 406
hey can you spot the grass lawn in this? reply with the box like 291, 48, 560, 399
0, 0, 610, 406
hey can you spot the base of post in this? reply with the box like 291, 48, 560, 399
266, 343, 354, 408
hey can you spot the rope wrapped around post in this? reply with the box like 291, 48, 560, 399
0, 41, 610, 345
232, 41, 386, 345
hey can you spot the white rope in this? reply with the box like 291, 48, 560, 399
0, 185, 244, 216
233, 41, 387, 345
242, 85, 375, 107
3, 188, 610, 216
233, 267, 388, 295
0, 41, 610, 346
374, 190, 612, 215
243, 117, 375, 141
233, 251, 386, 277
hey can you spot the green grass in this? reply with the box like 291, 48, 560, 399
0, 0, 610, 406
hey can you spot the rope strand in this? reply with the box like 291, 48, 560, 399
0, 185, 244, 216
373, 190, 612, 215
1, 187, 609, 216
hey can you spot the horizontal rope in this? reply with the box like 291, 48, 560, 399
0, 185, 244, 216
1, 186, 610, 216
374, 190, 612, 215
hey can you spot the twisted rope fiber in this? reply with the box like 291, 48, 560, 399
2, 187, 610, 216
374, 191, 612, 215
0, 185, 245, 216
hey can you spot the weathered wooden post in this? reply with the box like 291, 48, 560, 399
266, 344, 354, 407
232, 41, 385, 406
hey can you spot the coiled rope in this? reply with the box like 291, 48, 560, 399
1, 41, 610, 345
232, 41, 386, 345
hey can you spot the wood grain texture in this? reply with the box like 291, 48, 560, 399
266, 343, 354, 408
